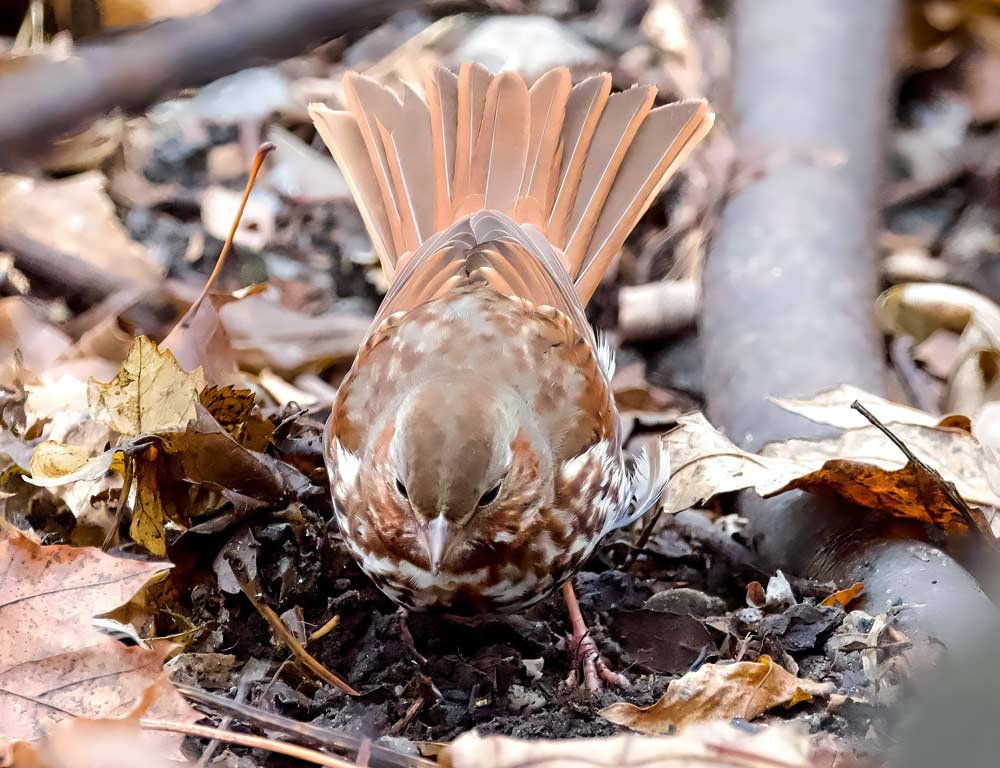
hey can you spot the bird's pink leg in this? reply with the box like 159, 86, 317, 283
562, 581, 630, 691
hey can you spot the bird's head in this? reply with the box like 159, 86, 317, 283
369, 373, 551, 576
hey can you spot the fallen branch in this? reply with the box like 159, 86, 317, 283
0, 0, 419, 168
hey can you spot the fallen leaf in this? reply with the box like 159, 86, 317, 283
99, 0, 222, 25
877, 282, 1000, 414
821, 582, 865, 608
0, 297, 71, 386
0, 534, 194, 740
600, 656, 833, 734
88, 336, 205, 436
1, 677, 189, 768
0, 172, 159, 283
665, 397, 1000, 538
161, 296, 242, 387
613, 610, 714, 675
442, 720, 816, 768
771, 384, 939, 429
763, 420, 1000, 534
663, 412, 807, 515
27, 441, 122, 486
760, 604, 845, 653
219, 293, 370, 374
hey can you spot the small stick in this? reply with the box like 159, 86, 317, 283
239, 581, 360, 696
102, 453, 134, 551
174, 683, 435, 768
140, 719, 361, 768
181, 142, 274, 329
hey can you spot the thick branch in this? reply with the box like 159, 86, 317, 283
0, 0, 418, 168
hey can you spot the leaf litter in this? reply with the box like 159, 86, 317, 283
3, 1, 1000, 766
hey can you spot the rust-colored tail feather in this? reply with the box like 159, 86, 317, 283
309, 65, 712, 304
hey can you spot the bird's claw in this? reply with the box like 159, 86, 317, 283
565, 630, 631, 692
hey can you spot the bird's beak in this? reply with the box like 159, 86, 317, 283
424, 514, 450, 575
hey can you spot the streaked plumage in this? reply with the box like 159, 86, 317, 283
311, 64, 711, 683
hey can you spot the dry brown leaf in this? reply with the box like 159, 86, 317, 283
666, 397, 1000, 538
821, 582, 865, 608
0, 677, 186, 768
161, 295, 242, 387
442, 720, 815, 768
663, 412, 807, 515
96, 0, 222, 25
0, 173, 159, 283
762, 421, 1000, 532
877, 283, 1000, 344
219, 293, 370, 374
88, 336, 205, 436
878, 283, 1000, 414
600, 656, 833, 734
0, 534, 194, 740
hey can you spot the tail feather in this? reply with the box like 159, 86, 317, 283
561, 85, 656, 277
375, 84, 435, 252
546, 74, 613, 249
423, 67, 459, 232
452, 62, 493, 208
310, 65, 712, 306
340, 74, 407, 259
515, 67, 572, 228
308, 106, 396, 269
462, 72, 530, 217
576, 100, 713, 303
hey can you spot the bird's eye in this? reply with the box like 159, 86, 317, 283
478, 482, 502, 507
395, 478, 409, 500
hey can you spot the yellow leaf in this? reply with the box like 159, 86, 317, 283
87, 336, 205, 436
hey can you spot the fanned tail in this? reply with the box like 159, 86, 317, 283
309, 65, 713, 302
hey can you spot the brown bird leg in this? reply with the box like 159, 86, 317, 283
562, 581, 630, 691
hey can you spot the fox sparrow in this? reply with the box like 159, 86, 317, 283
311, 64, 712, 689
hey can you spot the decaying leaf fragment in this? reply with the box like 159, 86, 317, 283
0, 533, 195, 741
821, 582, 865, 608
88, 335, 205, 435
442, 720, 815, 768
600, 656, 834, 734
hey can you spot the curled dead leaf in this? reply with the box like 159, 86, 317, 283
600, 656, 833, 734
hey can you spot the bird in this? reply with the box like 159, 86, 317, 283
310, 63, 712, 690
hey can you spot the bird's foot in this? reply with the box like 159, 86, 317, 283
561, 581, 630, 692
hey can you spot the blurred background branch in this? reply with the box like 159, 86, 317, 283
0, 0, 420, 168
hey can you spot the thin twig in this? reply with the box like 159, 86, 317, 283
139, 719, 362, 768
182, 142, 274, 328
173, 683, 435, 768
239, 582, 360, 696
